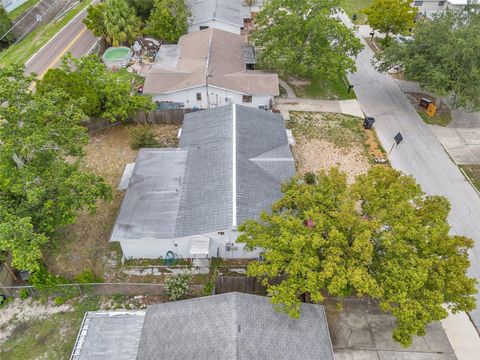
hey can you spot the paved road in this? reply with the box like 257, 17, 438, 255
25, 1, 98, 77
340, 14, 480, 331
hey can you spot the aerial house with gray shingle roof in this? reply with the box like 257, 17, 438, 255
71, 292, 335, 360
143, 28, 279, 111
110, 105, 295, 260
186, 0, 253, 34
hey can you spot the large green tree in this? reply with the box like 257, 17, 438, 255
83, 0, 140, 46
251, 0, 363, 78
0, 65, 112, 271
37, 54, 154, 121
362, 0, 416, 37
126, 0, 155, 21
0, 4, 14, 50
375, 10, 480, 110
238, 167, 476, 346
144, 0, 189, 43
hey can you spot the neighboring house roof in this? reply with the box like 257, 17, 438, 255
71, 293, 334, 360
186, 0, 251, 27
143, 29, 278, 95
70, 311, 146, 360
111, 105, 295, 242
137, 292, 334, 360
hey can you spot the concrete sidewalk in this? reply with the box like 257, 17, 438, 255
430, 126, 480, 164
274, 98, 364, 119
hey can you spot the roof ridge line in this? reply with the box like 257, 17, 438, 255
232, 104, 237, 229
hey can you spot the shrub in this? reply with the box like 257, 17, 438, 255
304, 172, 317, 185
74, 269, 103, 284
19, 288, 30, 300
202, 281, 214, 296
379, 36, 394, 49
165, 274, 191, 301
130, 125, 159, 149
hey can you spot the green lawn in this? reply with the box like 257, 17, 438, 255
0, 0, 92, 67
287, 74, 357, 100
459, 165, 480, 193
417, 108, 452, 127
340, 0, 373, 24
7, 0, 41, 20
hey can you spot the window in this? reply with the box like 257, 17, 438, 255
438, 1, 445, 5
196, 93, 202, 101
242, 95, 252, 103
414, 1, 423, 5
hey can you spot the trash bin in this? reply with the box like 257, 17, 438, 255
352, 14, 357, 21
419, 98, 432, 109
364, 116, 375, 129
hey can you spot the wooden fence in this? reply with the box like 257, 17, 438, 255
214, 276, 267, 295
0, 254, 17, 296
84, 109, 190, 133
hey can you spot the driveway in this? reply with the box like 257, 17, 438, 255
339, 13, 480, 336
275, 98, 364, 119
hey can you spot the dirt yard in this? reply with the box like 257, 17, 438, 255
44, 123, 180, 281
288, 112, 385, 183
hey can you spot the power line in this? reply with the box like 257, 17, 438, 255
0, 0, 44, 41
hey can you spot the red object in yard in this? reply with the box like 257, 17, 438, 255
304, 219, 315, 229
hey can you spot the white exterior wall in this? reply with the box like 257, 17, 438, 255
2, 0, 28, 12
151, 85, 273, 110
118, 230, 261, 260
188, 20, 241, 34
412, 0, 447, 12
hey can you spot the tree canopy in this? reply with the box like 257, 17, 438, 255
362, 0, 416, 36
83, 0, 140, 46
0, 4, 14, 50
374, 10, 480, 110
238, 166, 476, 346
37, 54, 154, 121
144, 0, 189, 43
251, 0, 363, 78
126, 0, 155, 21
0, 65, 112, 271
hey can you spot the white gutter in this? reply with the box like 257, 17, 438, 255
232, 104, 237, 229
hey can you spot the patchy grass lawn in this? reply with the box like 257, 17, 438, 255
7, 0, 41, 20
340, 0, 373, 24
287, 112, 386, 182
0, 0, 92, 67
0, 293, 169, 359
44, 123, 180, 281
460, 165, 480, 193
285, 74, 356, 100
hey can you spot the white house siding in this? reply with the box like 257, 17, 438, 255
151, 85, 273, 110
412, 0, 447, 12
188, 20, 241, 34
2, 0, 28, 12
119, 230, 261, 260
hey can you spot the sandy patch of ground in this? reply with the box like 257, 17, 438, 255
294, 138, 371, 183
0, 299, 72, 345
288, 112, 386, 183
44, 123, 180, 280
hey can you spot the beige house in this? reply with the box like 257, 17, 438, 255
143, 29, 279, 110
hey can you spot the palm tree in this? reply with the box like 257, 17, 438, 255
103, 0, 140, 46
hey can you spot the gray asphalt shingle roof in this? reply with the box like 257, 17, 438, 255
186, 0, 250, 27
136, 292, 334, 360
111, 105, 295, 242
